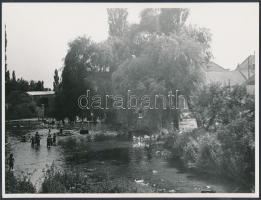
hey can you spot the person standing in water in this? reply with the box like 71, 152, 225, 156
8, 153, 14, 171
59, 128, 63, 135
30, 135, 35, 147
47, 129, 52, 147
53, 132, 56, 145
47, 135, 50, 148
35, 132, 40, 146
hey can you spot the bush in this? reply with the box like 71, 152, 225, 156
195, 132, 223, 173
182, 138, 199, 164
217, 117, 255, 186
6, 171, 36, 193
41, 164, 141, 193
167, 84, 255, 191
171, 130, 222, 172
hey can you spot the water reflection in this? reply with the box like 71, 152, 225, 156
6, 128, 243, 193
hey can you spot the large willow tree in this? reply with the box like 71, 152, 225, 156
112, 8, 212, 129
57, 8, 212, 127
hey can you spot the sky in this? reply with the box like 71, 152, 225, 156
2, 3, 259, 89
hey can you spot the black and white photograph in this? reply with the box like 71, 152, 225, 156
1, 2, 259, 198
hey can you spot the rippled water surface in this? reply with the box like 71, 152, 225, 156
7, 128, 242, 193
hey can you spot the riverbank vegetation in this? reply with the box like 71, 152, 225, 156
165, 84, 255, 192
41, 164, 151, 193
5, 171, 36, 193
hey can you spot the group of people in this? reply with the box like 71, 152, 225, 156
8, 129, 58, 171
30, 132, 41, 147
30, 129, 56, 148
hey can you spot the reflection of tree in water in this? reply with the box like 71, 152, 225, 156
96, 147, 130, 163
132, 148, 145, 164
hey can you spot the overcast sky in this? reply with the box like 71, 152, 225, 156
2, 3, 259, 89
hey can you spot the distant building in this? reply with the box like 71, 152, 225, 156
235, 54, 255, 80
204, 54, 255, 95
26, 91, 55, 99
26, 91, 55, 119
205, 62, 245, 86
236, 55, 255, 95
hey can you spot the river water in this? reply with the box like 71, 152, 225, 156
7, 128, 242, 193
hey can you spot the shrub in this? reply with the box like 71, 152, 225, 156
41, 164, 141, 193
182, 138, 199, 164
217, 117, 255, 186
6, 171, 36, 193
167, 84, 255, 190
195, 132, 223, 173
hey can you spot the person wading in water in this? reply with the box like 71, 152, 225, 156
47, 129, 52, 148
35, 132, 40, 147
30, 135, 35, 147
8, 153, 14, 171
53, 132, 56, 145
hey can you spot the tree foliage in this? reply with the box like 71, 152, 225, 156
53, 69, 60, 92
159, 8, 189, 34
191, 84, 254, 129
58, 36, 114, 121
57, 8, 212, 128
111, 8, 211, 129
4, 26, 51, 119
107, 8, 128, 38
6, 91, 37, 120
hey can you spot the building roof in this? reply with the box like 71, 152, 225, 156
26, 91, 55, 96
236, 55, 255, 71
205, 55, 255, 86
205, 70, 246, 85
206, 62, 228, 72
235, 54, 255, 81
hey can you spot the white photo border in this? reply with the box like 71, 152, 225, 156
1, 2, 259, 198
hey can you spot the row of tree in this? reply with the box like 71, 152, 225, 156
5, 25, 48, 96
5, 26, 50, 119
6, 71, 46, 95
